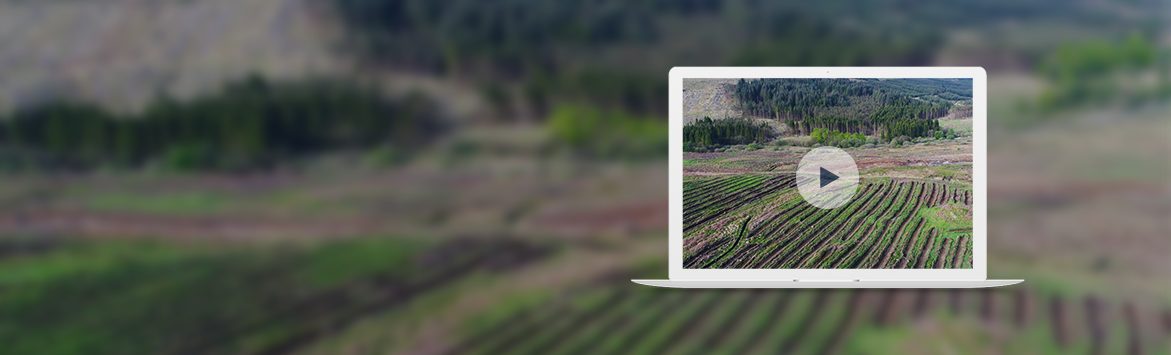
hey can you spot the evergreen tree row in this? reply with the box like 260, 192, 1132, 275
785, 114, 941, 142
683, 116, 775, 146
731, 78, 963, 124
0, 78, 445, 171
865, 78, 973, 101
786, 115, 868, 135
731, 78, 876, 119
878, 118, 941, 141
873, 95, 952, 119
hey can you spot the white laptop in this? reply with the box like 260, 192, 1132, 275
635, 67, 1021, 288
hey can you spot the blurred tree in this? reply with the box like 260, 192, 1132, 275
0, 78, 445, 171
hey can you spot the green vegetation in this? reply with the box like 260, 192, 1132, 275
331, 0, 721, 73
545, 103, 666, 158
810, 128, 867, 148
686, 180, 971, 269
719, 174, 769, 194
789, 115, 867, 136
0, 236, 551, 355
0, 78, 444, 171
452, 281, 1160, 355
683, 175, 788, 236
731, 79, 956, 142
683, 116, 775, 151
524, 69, 670, 117
725, 15, 941, 68
917, 199, 973, 239
866, 78, 973, 101
732, 78, 969, 121
0, 237, 432, 355
732, 78, 877, 119
329, 0, 947, 122
1034, 31, 1168, 111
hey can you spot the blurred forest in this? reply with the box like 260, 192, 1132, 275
0, 78, 443, 171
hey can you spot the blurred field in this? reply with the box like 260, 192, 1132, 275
0, 0, 1167, 354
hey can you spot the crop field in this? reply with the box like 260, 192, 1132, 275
449, 278, 1171, 355
0, 235, 557, 355
685, 174, 972, 269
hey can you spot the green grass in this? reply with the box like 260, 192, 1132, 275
917, 200, 974, 240
0, 236, 437, 355
861, 164, 972, 186
720, 174, 768, 194
842, 313, 1112, 355
451, 271, 1168, 355
940, 118, 973, 136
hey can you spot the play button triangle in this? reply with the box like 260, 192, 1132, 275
820, 167, 839, 188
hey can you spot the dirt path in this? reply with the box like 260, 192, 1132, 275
0, 195, 669, 241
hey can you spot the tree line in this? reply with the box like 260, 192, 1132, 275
731, 78, 876, 120
330, 0, 946, 122
683, 116, 775, 147
870, 97, 951, 121
0, 78, 445, 171
785, 113, 942, 142
732, 78, 963, 124
865, 78, 972, 101
877, 118, 941, 142
786, 115, 867, 136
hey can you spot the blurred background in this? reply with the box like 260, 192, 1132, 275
0, 0, 1166, 354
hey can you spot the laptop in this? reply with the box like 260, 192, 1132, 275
634, 67, 1021, 288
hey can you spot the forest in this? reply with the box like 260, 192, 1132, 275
732, 78, 969, 120
863, 78, 973, 101
0, 78, 444, 171
329, 0, 944, 121
733, 78, 962, 142
683, 116, 775, 148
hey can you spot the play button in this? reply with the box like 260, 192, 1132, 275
820, 167, 838, 188
797, 147, 859, 209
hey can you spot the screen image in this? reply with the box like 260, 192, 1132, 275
682, 78, 974, 269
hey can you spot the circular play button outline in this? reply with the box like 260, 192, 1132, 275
797, 147, 859, 209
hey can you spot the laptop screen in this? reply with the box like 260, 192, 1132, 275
682, 78, 974, 269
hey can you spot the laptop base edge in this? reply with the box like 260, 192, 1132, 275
631, 279, 1023, 288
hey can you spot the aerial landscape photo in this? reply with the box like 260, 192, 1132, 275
683, 78, 975, 269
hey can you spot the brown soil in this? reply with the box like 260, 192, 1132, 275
855, 156, 973, 170
0, 209, 388, 240
530, 200, 667, 237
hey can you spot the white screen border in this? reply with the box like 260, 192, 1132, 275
669, 67, 987, 281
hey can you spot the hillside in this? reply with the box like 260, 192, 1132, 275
0, 0, 339, 110
682, 78, 739, 123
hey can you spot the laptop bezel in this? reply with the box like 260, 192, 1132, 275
669, 66, 987, 281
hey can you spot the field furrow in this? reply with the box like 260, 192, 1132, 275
803, 182, 894, 268
843, 182, 912, 268
792, 184, 884, 267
